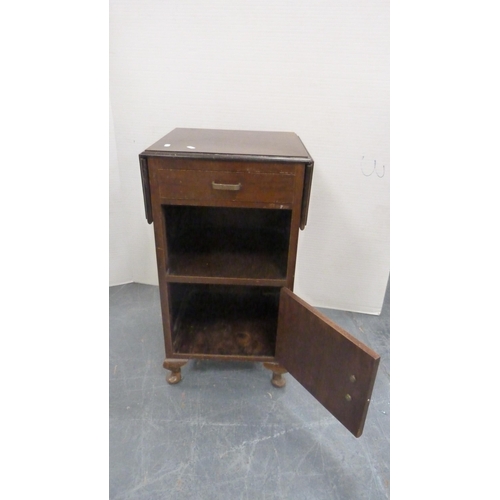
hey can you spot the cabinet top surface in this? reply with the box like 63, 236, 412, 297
143, 128, 313, 162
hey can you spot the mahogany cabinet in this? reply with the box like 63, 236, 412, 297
139, 128, 379, 437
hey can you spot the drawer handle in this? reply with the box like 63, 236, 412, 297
211, 181, 242, 191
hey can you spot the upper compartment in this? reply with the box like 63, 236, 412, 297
164, 205, 291, 285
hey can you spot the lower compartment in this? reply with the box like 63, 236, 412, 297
170, 284, 280, 357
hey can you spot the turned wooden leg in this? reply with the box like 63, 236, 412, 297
163, 359, 188, 385
263, 362, 287, 388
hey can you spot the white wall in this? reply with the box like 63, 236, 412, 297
109, 103, 132, 285
109, 0, 389, 314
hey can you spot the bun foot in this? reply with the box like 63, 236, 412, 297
263, 362, 287, 388
270, 372, 286, 388
167, 370, 182, 384
163, 359, 188, 385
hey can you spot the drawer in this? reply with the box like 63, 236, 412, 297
156, 167, 297, 204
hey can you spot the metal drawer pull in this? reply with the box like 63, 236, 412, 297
211, 181, 242, 191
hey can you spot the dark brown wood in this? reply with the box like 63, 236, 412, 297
300, 162, 314, 230
163, 359, 188, 384
284, 164, 306, 290
263, 362, 288, 388
145, 128, 312, 160
149, 157, 298, 174
139, 156, 153, 224
138, 129, 386, 437
170, 285, 279, 358
143, 132, 308, 372
149, 165, 175, 359
165, 275, 287, 288
139, 128, 381, 437
275, 288, 380, 437
167, 251, 287, 281
155, 165, 297, 205
144, 131, 307, 369
163, 205, 291, 283
140, 128, 314, 229
157, 198, 294, 211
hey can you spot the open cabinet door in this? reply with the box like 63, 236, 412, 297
275, 288, 380, 438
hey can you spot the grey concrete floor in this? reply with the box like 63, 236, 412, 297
110, 282, 390, 499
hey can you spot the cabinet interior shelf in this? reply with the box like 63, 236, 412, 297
165, 274, 287, 287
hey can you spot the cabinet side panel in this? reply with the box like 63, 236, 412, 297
149, 164, 174, 358
285, 164, 305, 289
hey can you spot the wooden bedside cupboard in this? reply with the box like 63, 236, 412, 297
139, 128, 379, 437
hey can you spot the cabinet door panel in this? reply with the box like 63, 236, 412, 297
276, 288, 380, 437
